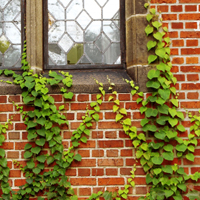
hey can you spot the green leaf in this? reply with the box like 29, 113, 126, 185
177, 112, 184, 120
163, 152, 174, 161
146, 14, 153, 22
141, 118, 149, 126
0, 148, 5, 157
147, 70, 160, 80
34, 98, 43, 107
24, 151, 33, 159
116, 114, 123, 122
168, 118, 178, 127
157, 104, 169, 114
152, 21, 162, 30
33, 168, 41, 174
165, 190, 174, 198
163, 144, 173, 152
27, 121, 37, 129
166, 130, 177, 139
142, 124, 157, 132
171, 99, 179, 107
155, 48, 166, 58
148, 54, 158, 64
36, 138, 46, 146
36, 117, 46, 126
145, 108, 158, 118
23, 96, 35, 104
177, 124, 186, 132
64, 92, 74, 100
47, 156, 55, 165
80, 136, 87, 143
59, 105, 64, 111
31, 146, 41, 154
123, 118, 131, 126
72, 141, 80, 147
162, 165, 173, 174
152, 157, 163, 165
27, 160, 35, 169
146, 80, 160, 89
147, 40, 157, 51
145, 25, 154, 36
169, 108, 177, 118
45, 121, 53, 129
119, 108, 127, 115
155, 130, 166, 140
153, 32, 163, 42
186, 153, 194, 162
92, 113, 99, 121
176, 144, 187, 152
74, 154, 82, 162
177, 184, 186, 192
188, 145, 195, 152
24, 143, 32, 150
146, 174, 152, 184
158, 89, 170, 100
36, 155, 46, 163
153, 168, 162, 175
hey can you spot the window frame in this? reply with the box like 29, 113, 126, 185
43, 0, 126, 70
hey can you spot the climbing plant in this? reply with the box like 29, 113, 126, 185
0, 1, 200, 200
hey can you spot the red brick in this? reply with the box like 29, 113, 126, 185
106, 168, 118, 176
187, 92, 200, 99
182, 83, 200, 90
187, 74, 199, 81
92, 150, 104, 157
186, 57, 198, 64
105, 131, 117, 138
0, 104, 13, 112
185, 5, 197, 12
157, 5, 169, 12
171, 22, 183, 29
174, 74, 185, 81
71, 159, 96, 167
8, 95, 20, 103
98, 178, 124, 186
181, 66, 200, 72
120, 168, 132, 175
98, 159, 123, 166
98, 122, 122, 129
171, 48, 179, 55
185, 22, 197, 29
107, 149, 119, 157
172, 57, 184, 64
77, 94, 89, 102
9, 132, 20, 140
78, 150, 90, 157
105, 112, 115, 119
134, 177, 146, 185
7, 151, 19, 158
79, 188, 91, 196
162, 14, 177, 21
65, 169, 76, 176
15, 123, 27, 130
172, 40, 184, 47
181, 32, 200, 38
121, 149, 133, 157
50, 94, 63, 102
92, 131, 103, 139
70, 178, 96, 186
0, 114, 7, 122
0, 96, 7, 103
181, 48, 200, 55
9, 114, 20, 121
180, 13, 200, 20
118, 94, 130, 101
98, 140, 123, 148
9, 170, 21, 177
78, 169, 90, 176
64, 113, 74, 120
2, 142, 14, 150
92, 168, 104, 176
136, 187, 147, 194
71, 103, 88, 110
15, 179, 26, 186
171, 5, 182, 12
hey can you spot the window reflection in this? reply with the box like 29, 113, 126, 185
48, 0, 121, 66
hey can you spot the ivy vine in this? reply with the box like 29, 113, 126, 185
0, 1, 200, 200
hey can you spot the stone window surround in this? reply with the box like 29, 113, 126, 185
0, 0, 150, 95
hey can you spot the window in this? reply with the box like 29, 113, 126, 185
0, 0, 25, 69
44, 0, 126, 70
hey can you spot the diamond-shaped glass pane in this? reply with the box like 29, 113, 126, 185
95, 0, 108, 7
0, 35, 10, 54
76, 11, 92, 29
4, 0, 20, 21
49, 44, 66, 65
5, 22, 21, 44
4, 45, 21, 66
58, 34, 73, 53
95, 33, 110, 53
66, 0, 82, 19
85, 0, 101, 19
67, 21, 83, 42
48, 0, 121, 66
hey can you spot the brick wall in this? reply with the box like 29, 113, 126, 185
1, 0, 200, 198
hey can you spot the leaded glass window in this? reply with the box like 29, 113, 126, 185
0, 0, 22, 68
46, 0, 124, 69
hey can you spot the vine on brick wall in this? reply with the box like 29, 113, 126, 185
0, 1, 200, 200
